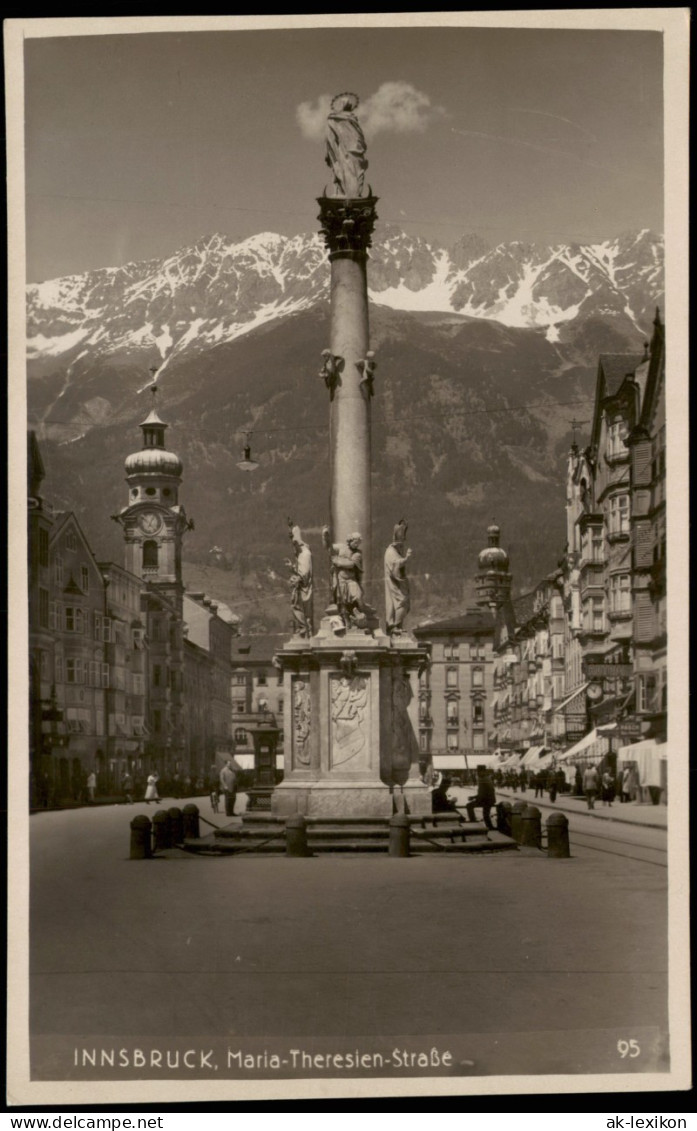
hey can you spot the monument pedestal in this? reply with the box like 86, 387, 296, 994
272, 619, 431, 819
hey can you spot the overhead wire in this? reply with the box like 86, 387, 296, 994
27, 396, 595, 437
25, 189, 620, 245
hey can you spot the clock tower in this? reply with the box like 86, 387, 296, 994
114, 384, 191, 614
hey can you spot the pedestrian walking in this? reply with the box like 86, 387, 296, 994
620, 765, 632, 803
583, 764, 599, 810
144, 772, 160, 804
548, 771, 558, 803
465, 768, 496, 830
220, 757, 243, 817
122, 772, 134, 804
601, 769, 615, 807
86, 771, 96, 804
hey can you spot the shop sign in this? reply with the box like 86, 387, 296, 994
618, 716, 643, 744
584, 662, 633, 679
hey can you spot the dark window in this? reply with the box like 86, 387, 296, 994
38, 587, 49, 628
38, 528, 49, 567
143, 540, 159, 569
153, 665, 161, 687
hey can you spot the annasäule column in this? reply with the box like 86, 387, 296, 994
318, 93, 378, 601
269, 92, 431, 821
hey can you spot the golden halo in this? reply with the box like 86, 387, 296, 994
331, 92, 359, 111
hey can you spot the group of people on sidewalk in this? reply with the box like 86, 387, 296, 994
581, 764, 632, 809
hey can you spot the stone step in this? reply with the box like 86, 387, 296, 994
213, 821, 490, 842
183, 832, 517, 856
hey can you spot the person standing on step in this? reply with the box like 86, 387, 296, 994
220, 757, 243, 818
465, 767, 496, 830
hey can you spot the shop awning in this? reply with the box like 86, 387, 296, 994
499, 752, 523, 770
558, 728, 610, 764
520, 745, 553, 770
597, 722, 618, 737
617, 739, 666, 788
553, 683, 589, 713
432, 755, 468, 771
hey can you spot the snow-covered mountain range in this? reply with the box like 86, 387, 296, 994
26, 224, 664, 619
27, 226, 663, 372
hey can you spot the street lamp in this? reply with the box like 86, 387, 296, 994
237, 432, 259, 473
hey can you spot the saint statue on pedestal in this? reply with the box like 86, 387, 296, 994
322, 526, 367, 630
384, 518, 412, 636
285, 521, 314, 638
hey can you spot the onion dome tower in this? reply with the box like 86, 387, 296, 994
475, 523, 512, 611
113, 381, 192, 613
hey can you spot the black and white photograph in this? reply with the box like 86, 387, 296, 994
6, 10, 690, 1108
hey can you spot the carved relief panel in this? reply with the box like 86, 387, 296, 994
291, 676, 312, 770
329, 672, 371, 772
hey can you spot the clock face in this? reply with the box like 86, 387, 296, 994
586, 681, 604, 702
138, 511, 162, 535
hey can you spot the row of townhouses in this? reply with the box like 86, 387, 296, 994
413, 312, 666, 796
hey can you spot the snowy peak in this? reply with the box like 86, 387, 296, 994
27, 226, 663, 368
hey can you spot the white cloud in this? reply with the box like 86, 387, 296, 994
296, 82, 445, 142
362, 82, 445, 136
296, 93, 333, 141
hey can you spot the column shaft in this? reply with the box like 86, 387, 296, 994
329, 252, 371, 595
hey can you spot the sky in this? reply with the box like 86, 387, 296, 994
23, 23, 664, 282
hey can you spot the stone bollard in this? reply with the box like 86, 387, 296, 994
285, 815, 309, 857
130, 814, 152, 859
182, 804, 200, 840
152, 809, 171, 852
546, 812, 571, 858
168, 807, 184, 846
389, 814, 411, 857
510, 801, 526, 844
496, 801, 513, 837
521, 804, 542, 849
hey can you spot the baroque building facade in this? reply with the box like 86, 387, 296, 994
28, 388, 237, 805
413, 609, 495, 773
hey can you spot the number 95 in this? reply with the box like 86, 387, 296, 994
617, 1039, 641, 1058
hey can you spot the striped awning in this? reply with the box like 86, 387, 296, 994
521, 745, 549, 767
553, 683, 589, 714
558, 728, 610, 764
